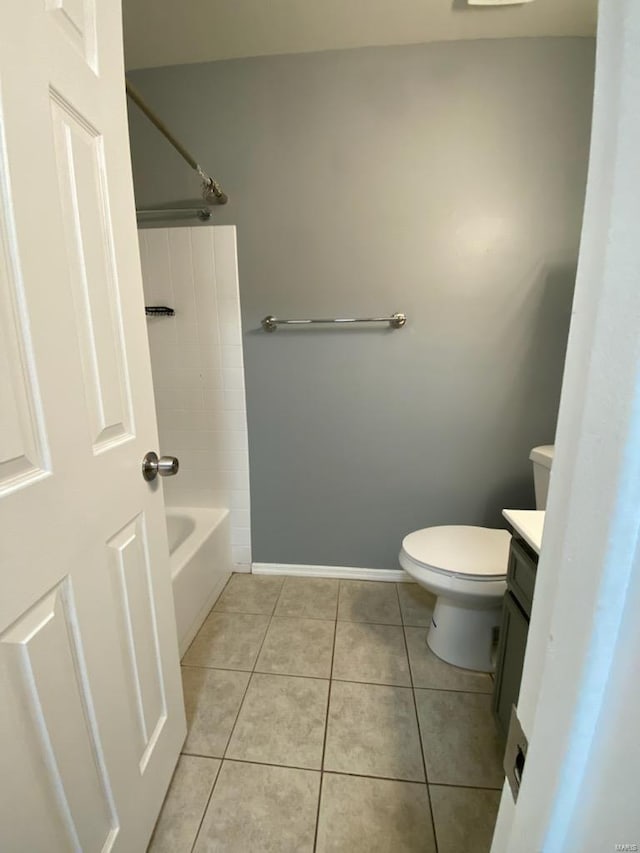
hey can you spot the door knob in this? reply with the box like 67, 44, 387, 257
142, 451, 180, 482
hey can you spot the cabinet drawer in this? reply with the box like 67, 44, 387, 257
507, 537, 537, 616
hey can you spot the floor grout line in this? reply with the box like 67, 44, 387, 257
211, 608, 282, 617
176, 754, 503, 792
426, 780, 504, 792
208, 607, 420, 627
254, 670, 331, 683
316, 766, 427, 785
222, 756, 322, 773
180, 573, 236, 663
332, 580, 339, 621
181, 666, 491, 694
261, 614, 337, 623
271, 612, 339, 622
413, 684, 493, 695
313, 600, 339, 852
396, 584, 440, 853
187, 752, 223, 853
268, 574, 288, 613
331, 675, 412, 688
181, 749, 226, 760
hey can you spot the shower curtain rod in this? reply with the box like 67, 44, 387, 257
125, 79, 228, 206
136, 207, 212, 223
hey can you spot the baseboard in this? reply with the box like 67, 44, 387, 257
232, 563, 252, 574
251, 562, 412, 582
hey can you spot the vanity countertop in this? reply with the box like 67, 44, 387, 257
502, 509, 545, 555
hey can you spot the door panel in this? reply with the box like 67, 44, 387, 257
45, 0, 98, 72
0, 108, 50, 494
51, 93, 135, 452
1, 581, 117, 851
108, 514, 167, 770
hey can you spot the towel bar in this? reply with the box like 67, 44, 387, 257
261, 313, 406, 332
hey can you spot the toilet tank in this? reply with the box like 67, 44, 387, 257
529, 445, 554, 510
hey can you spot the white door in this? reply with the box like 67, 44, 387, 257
0, 2, 185, 851
491, 0, 640, 849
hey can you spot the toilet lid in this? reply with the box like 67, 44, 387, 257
401, 526, 510, 579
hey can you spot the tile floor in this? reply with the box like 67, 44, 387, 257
149, 575, 504, 853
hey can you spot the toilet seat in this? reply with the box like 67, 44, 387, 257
401, 525, 510, 581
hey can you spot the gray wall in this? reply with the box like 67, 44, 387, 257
128, 39, 595, 570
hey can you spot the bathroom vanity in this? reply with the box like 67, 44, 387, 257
493, 510, 544, 739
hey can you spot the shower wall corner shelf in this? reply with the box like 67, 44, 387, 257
261, 312, 407, 332
145, 306, 175, 317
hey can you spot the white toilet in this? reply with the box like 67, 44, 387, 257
399, 445, 554, 672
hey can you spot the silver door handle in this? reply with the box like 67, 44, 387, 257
142, 451, 180, 482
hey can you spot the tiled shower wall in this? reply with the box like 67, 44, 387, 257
138, 226, 251, 568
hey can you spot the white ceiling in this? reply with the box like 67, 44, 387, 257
123, 0, 597, 70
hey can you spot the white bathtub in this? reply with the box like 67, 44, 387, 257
166, 507, 232, 657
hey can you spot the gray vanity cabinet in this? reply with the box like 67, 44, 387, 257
493, 536, 538, 739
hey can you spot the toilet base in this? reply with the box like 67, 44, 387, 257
427, 596, 502, 672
